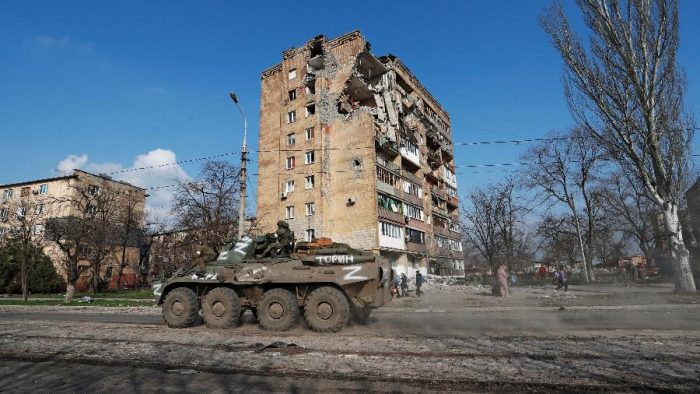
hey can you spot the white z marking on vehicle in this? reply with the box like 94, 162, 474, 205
342, 266, 368, 281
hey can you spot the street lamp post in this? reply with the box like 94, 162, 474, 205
229, 92, 248, 240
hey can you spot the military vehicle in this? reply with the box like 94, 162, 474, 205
152, 234, 393, 332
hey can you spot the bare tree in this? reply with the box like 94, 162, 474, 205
172, 161, 240, 254
542, 0, 696, 292
462, 180, 530, 273
46, 179, 121, 302
537, 214, 580, 266
598, 171, 657, 262
114, 190, 145, 289
523, 128, 605, 281
0, 194, 53, 300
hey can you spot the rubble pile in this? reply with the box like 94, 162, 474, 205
423, 275, 489, 294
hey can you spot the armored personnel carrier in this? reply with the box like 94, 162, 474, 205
152, 234, 393, 332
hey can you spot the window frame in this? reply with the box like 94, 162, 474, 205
305, 202, 315, 216
304, 175, 315, 190
285, 205, 294, 219
304, 150, 315, 165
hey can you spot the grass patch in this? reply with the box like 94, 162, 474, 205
0, 299, 154, 307
22, 289, 153, 300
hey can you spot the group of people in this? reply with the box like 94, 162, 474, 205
495, 264, 569, 297
393, 270, 425, 298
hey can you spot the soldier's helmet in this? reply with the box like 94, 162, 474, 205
277, 220, 289, 228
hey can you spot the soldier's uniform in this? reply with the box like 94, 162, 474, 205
192, 245, 217, 272
261, 220, 295, 257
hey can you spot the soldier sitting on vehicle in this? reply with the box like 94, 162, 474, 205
260, 220, 295, 258
192, 245, 217, 272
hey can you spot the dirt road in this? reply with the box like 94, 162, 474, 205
1, 284, 699, 392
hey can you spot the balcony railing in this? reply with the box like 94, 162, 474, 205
432, 206, 449, 218
432, 225, 451, 237
378, 207, 406, 224
447, 195, 458, 207
406, 241, 427, 254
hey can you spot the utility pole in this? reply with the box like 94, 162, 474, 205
229, 92, 248, 241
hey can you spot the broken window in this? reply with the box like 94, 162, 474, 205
305, 103, 316, 117
106, 266, 113, 278
88, 185, 100, 196
287, 133, 296, 146
39, 184, 48, 195
305, 81, 316, 95
305, 229, 315, 242
305, 127, 314, 140
305, 202, 315, 216
20, 187, 30, 197
0, 228, 5, 238
287, 111, 296, 124
0, 208, 8, 221
32, 224, 45, 235
352, 157, 363, 170
2, 189, 12, 201
86, 205, 98, 215
286, 156, 296, 170
285, 180, 295, 193
305, 175, 314, 189
405, 228, 425, 244
35, 204, 44, 215
285, 205, 294, 219
304, 150, 314, 164
288, 68, 297, 80
377, 193, 402, 213
288, 89, 296, 101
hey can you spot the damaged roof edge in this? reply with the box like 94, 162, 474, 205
380, 55, 450, 121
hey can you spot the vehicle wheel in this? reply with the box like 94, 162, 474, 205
258, 288, 299, 331
202, 287, 241, 329
304, 286, 350, 332
162, 287, 199, 328
352, 307, 372, 325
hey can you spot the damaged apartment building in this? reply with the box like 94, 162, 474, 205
256, 30, 463, 276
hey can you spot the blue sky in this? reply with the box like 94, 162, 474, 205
1, 0, 699, 214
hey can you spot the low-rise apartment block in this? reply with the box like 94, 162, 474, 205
0, 170, 147, 290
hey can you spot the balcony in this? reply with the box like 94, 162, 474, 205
432, 206, 449, 218
406, 219, 427, 231
378, 207, 406, 224
427, 149, 441, 169
406, 241, 427, 254
375, 133, 399, 158
402, 170, 421, 185
433, 225, 451, 237
431, 185, 446, 200
431, 245, 451, 257
447, 195, 458, 208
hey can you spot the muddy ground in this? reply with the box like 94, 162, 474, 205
1, 282, 699, 392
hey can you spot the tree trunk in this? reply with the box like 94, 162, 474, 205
572, 213, 590, 282
117, 245, 127, 290
65, 283, 75, 303
21, 261, 28, 302
663, 204, 696, 293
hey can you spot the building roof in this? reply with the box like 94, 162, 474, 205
0, 169, 145, 191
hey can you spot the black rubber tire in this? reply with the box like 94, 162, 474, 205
304, 286, 350, 332
202, 287, 241, 329
162, 287, 199, 328
352, 307, 372, 325
257, 288, 299, 331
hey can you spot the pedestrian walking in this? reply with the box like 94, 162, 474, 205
415, 271, 424, 297
555, 265, 568, 292
496, 264, 509, 297
400, 273, 409, 297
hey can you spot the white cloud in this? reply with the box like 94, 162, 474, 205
55, 149, 192, 220
57, 154, 88, 174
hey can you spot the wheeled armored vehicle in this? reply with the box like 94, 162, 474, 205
152, 235, 393, 332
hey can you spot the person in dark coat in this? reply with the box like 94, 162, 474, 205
555, 265, 569, 292
400, 273, 409, 297
415, 271, 424, 297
